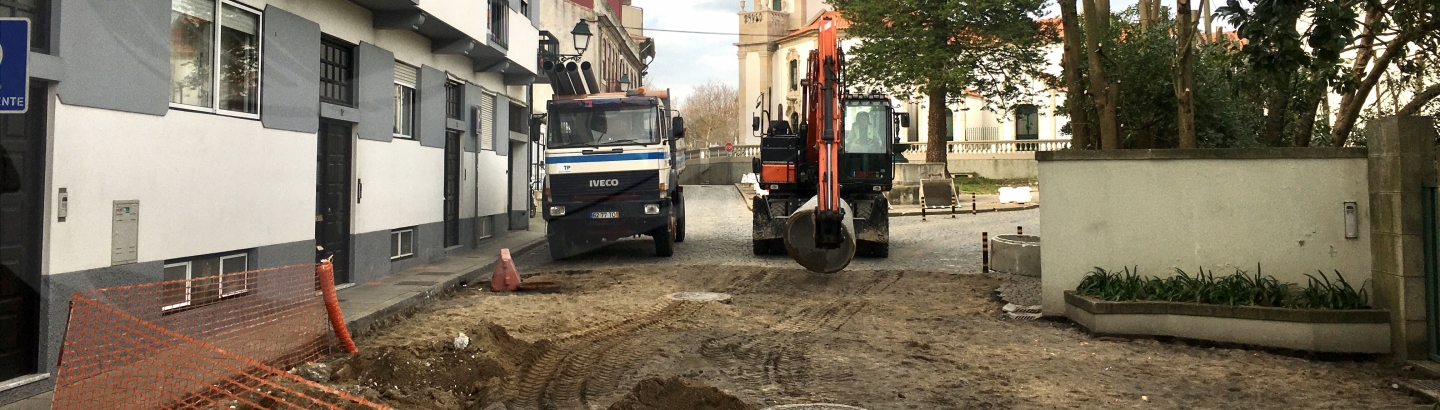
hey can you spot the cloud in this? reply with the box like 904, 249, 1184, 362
631, 0, 740, 103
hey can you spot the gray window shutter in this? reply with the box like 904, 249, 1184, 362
260, 6, 320, 133
418, 65, 446, 148
495, 95, 509, 156
357, 42, 396, 142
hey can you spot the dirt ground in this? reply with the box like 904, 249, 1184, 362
317, 265, 1429, 410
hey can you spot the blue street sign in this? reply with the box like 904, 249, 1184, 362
0, 19, 29, 114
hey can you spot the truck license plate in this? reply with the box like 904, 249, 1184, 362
591, 211, 619, 219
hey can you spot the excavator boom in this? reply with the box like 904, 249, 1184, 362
782, 17, 856, 273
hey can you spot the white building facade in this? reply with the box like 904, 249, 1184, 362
735, 1, 1068, 147
0, 0, 540, 402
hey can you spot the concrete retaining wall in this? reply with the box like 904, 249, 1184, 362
1037, 148, 1372, 316
680, 156, 751, 185
901, 152, 1039, 179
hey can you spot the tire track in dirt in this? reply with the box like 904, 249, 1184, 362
699, 272, 904, 397
506, 299, 708, 410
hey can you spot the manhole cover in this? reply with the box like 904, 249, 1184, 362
763, 405, 868, 410
516, 281, 561, 293
666, 292, 733, 303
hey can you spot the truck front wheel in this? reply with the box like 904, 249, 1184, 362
675, 193, 687, 243
654, 209, 676, 257
548, 234, 570, 260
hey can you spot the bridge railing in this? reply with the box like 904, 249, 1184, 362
684, 145, 761, 160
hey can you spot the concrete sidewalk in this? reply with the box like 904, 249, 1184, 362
0, 218, 549, 410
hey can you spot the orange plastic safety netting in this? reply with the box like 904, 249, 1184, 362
53, 263, 386, 409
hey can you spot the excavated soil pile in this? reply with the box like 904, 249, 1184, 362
323, 323, 543, 409
607, 377, 755, 410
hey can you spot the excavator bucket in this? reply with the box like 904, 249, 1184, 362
784, 197, 856, 273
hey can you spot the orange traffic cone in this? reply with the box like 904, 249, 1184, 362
491, 248, 520, 292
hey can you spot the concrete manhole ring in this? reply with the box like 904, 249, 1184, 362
762, 405, 868, 410
666, 292, 733, 303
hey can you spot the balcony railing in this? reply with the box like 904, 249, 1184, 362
903, 139, 1072, 155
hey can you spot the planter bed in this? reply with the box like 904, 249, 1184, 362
1064, 291, 1391, 353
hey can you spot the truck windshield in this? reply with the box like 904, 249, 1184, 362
549, 107, 659, 148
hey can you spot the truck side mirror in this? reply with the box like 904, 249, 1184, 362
898, 112, 911, 128
672, 116, 686, 138
752, 116, 761, 132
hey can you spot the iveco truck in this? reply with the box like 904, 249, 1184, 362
542, 88, 687, 260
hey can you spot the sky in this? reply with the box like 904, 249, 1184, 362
632, 0, 1213, 104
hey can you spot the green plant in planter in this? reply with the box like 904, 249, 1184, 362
1075, 265, 1371, 310
1295, 270, 1369, 310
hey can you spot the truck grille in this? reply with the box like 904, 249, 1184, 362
550, 170, 660, 201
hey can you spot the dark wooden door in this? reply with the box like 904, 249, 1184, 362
316, 121, 352, 283
0, 83, 45, 380
444, 132, 460, 247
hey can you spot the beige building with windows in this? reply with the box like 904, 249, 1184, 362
734, 1, 1068, 147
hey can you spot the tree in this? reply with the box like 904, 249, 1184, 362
1058, 0, 1095, 149
678, 80, 740, 149
1175, 0, 1196, 148
830, 0, 1052, 164
1219, 0, 1439, 146
1061, 7, 1265, 148
1330, 0, 1439, 145
1082, 0, 1122, 149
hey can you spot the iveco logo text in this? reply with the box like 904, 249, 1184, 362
589, 179, 621, 187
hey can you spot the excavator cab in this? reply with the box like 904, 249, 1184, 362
838, 96, 896, 193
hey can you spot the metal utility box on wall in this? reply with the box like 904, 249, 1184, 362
112, 200, 139, 265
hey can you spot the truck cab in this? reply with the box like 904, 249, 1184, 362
542, 90, 686, 259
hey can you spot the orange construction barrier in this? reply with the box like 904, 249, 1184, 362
52, 264, 386, 409
318, 258, 358, 354
491, 248, 521, 291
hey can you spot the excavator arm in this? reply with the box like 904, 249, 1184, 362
783, 16, 857, 273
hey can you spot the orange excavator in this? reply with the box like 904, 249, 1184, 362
751, 16, 905, 273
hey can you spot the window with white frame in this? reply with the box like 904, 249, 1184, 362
162, 251, 250, 311
478, 217, 494, 239
170, 0, 262, 116
394, 62, 419, 139
391, 228, 415, 259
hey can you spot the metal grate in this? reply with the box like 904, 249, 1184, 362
319, 37, 355, 106
446, 81, 464, 119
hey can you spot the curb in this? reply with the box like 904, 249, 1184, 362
344, 236, 549, 338
889, 204, 1039, 217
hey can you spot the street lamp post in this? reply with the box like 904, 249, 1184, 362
544, 20, 593, 63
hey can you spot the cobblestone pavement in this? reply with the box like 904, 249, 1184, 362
512, 185, 1040, 274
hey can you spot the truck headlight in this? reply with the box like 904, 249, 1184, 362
549, 206, 566, 216
644, 204, 661, 215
